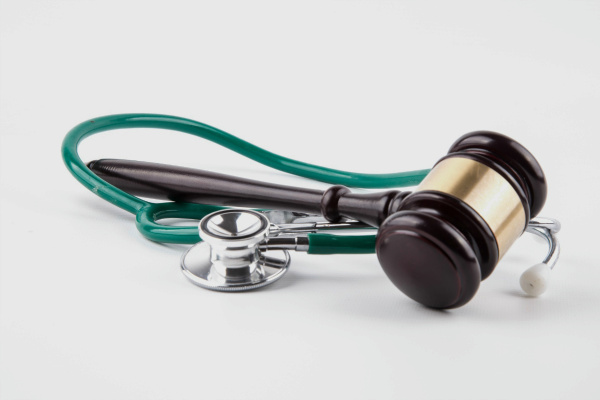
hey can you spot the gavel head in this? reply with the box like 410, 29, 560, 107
375, 132, 547, 309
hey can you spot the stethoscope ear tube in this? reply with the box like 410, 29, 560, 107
520, 218, 561, 296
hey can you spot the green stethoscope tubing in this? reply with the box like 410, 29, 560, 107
62, 114, 430, 254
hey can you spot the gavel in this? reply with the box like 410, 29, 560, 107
88, 131, 547, 309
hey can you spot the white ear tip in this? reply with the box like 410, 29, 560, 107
520, 263, 551, 296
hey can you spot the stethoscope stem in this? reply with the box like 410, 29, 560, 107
265, 210, 370, 235
261, 211, 370, 252
260, 236, 310, 252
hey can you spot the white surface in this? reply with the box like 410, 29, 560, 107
1, 1, 599, 399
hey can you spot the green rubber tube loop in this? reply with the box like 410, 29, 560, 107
62, 113, 430, 250
136, 203, 226, 244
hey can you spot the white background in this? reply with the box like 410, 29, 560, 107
1, 1, 599, 399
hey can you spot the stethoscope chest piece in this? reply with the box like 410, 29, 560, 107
180, 209, 290, 291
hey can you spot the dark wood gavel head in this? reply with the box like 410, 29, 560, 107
375, 131, 547, 309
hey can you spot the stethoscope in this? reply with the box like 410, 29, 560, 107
62, 113, 561, 309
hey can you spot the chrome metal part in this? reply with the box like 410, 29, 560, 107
181, 209, 290, 291
262, 210, 371, 236
526, 217, 561, 270
260, 236, 310, 252
181, 242, 290, 291
528, 217, 561, 234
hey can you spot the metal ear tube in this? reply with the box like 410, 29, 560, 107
63, 114, 561, 309
520, 218, 561, 296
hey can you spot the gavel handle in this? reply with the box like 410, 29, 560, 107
87, 159, 409, 226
